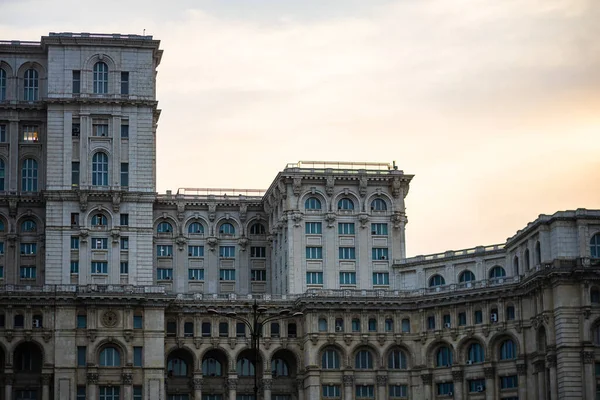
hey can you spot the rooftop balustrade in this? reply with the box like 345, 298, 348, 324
394, 243, 506, 266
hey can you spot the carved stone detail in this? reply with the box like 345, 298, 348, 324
325, 176, 334, 196
359, 176, 368, 197
192, 378, 203, 390
206, 236, 218, 251
208, 203, 217, 222
226, 378, 238, 390
41, 373, 52, 385
484, 367, 495, 379
290, 211, 303, 227
517, 363, 528, 375
262, 378, 273, 390
5, 373, 14, 385
237, 236, 248, 251
452, 370, 464, 381
421, 373, 433, 385
87, 373, 99, 384
122, 373, 133, 385
358, 213, 369, 229
101, 310, 119, 327
376, 375, 388, 386
112, 192, 121, 212
324, 213, 336, 228
342, 375, 354, 386
546, 354, 557, 368
391, 177, 402, 198
582, 351, 595, 364
293, 177, 302, 196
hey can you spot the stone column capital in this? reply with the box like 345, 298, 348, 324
41, 373, 52, 385
376, 375, 388, 386
517, 363, 528, 376
421, 373, 433, 385
342, 375, 354, 386
484, 367, 495, 379
122, 373, 133, 385
5, 373, 14, 385
452, 370, 464, 381
192, 377, 203, 390
226, 378, 238, 390
261, 378, 273, 390
582, 351, 595, 364
546, 354, 557, 368
87, 372, 99, 385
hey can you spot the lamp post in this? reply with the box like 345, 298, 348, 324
208, 300, 303, 400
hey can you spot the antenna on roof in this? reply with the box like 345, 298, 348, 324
143, 29, 146, 36
393, 160, 398, 170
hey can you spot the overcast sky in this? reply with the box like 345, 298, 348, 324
1, 0, 599, 256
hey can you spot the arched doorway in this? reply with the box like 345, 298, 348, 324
166, 348, 194, 400
271, 349, 298, 399
13, 342, 43, 400
201, 349, 229, 398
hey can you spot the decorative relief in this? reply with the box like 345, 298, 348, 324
358, 213, 369, 229
206, 237, 218, 251
87, 329, 97, 342
208, 203, 217, 222
261, 378, 273, 390
101, 310, 119, 328
226, 378, 238, 390
41, 373, 52, 385
122, 373, 133, 385
110, 229, 121, 243
5, 373, 14, 385
278, 180, 287, 199
376, 375, 388, 386
533, 360, 545, 373
484, 367, 495, 379
239, 203, 247, 222
391, 177, 402, 198
452, 370, 464, 381
87, 373, 99, 384
176, 202, 185, 221
176, 235, 187, 251
546, 354, 557, 368
5, 329, 13, 342
79, 192, 88, 211
292, 177, 302, 196
342, 375, 354, 386
421, 373, 433, 385
582, 351, 595, 364
325, 213, 336, 228
359, 176, 368, 197
8, 198, 18, 217
192, 378, 203, 390
325, 176, 335, 196
237, 236, 248, 251
112, 192, 121, 212
290, 212, 303, 227
517, 363, 528, 375
390, 212, 405, 229
79, 229, 89, 243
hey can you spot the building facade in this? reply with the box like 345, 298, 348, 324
0, 33, 599, 400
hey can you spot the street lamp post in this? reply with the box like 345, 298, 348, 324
208, 300, 303, 400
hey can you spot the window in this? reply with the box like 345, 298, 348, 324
306, 271, 323, 285
373, 272, 390, 285
220, 269, 235, 281
458, 312, 467, 326
22, 125, 39, 142
134, 346, 143, 366
91, 238, 108, 249
20, 243, 36, 255
389, 385, 408, 398
371, 223, 388, 236
371, 198, 387, 211
251, 269, 266, 281
237, 357, 255, 376
157, 221, 173, 233
77, 314, 87, 328
202, 322, 211, 337
134, 315, 143, 329
385, 318, 393, 332
120, 123, 129, 138
500, 375, 518, 389
305, 197, 321, 210
535, 241, 542, 264
335, 318, 344, 332
288, 322, 297, 337
500, 339, 516, 360
388, 349, 407, 369
92, 152, 109, 186
250, 246, 266, 258
20, 266, 36, 279
368, 318, 377, 332
305, 222, 322, 234
77, 386, 87, 400
188, 222, 204, 234
15, 391, 38, 400
77, 346, 86, 366
249, 223, 265, 235
591, 234, 600, 258
166, 320, 177, 336
219, 246, 235, 258
92, 121, 109, 137
99, 347, 121, 366
133, 386, 142, 400
121, 163, 129, 187
157, 268, 173, 280
322, 385, 341, 398
339, 247, 356, 260
0, 125, 5, 142
189, 268, 204, 280
459, 270, 476, 282
355, 385, 374, 398
0, 243, 3, 255
321, 348, 340, 369
72, 70, 81, 94
352, 318, 361, 332
468, 379, 486, 393
401, 318, 410, 333
70, 261, 79, 274
21, 158, 38, 192
436, 346, 453, 367
443, 314, 451, 327
188, 245, 205, 257
489, 266, 506, 279
338, 222, 355, 235
219, 222, 235, 235
71, 162, 80, 187
474, 310, 483, 324
0, 159, 5, 190
524, 249, 531, 270
14, 314, 24, 328
120, 214, 129, 226
21, 220, 36, 232
372, 247, 388, 260
306, 246, 322, 259
337, 198, 354, 210
468, 343, 485, 363
121, 71, 129, 95
91, 262, 108, 274
270, 322, 280, 337
120, 237, 129, 250
236, 322, 246, 337
24, 69, 39, 101
437, 382, 454, 396
429, 274, 445, 287
318, 318, 328, 332
93, 62, 108, 94
120, 262, 128, 274
427, 316, 435, 330
72, 121, 80, 137
219, 322, 229, 337
157, 245, 173, 257
99, 386, 120, 400
0, 68, 5, 100
91, 214, 108, 227
202, 357, 222, 376
506, 305, 516, 320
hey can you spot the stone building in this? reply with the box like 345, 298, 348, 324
0, 32, 599, 400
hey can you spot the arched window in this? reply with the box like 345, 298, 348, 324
21, 158, 38, 192
489, 266, 506, 279
467, 343, 484, 363
188, 222, 204, 234
24, 69, 39, 101
355, 350, 373, 369
535, 241, 541, 264
592, 323, 600, 345
91, 213, 107, 226
167, 357, 188, 376
250, 223, 266, 235
499, 339, 516, 360
0, 159, 5, 191
385, 318, 394, 332
368, 318, 377, 332
99, 347, 121, 366
459, 270, 475, 283
524, 249, 530, 270
93, 62, 109, 94
0, 68, 6, 100
318, 318, 328, 332
237, 357, 255, 376
271, 358, 290, 377
513, 256, 519, 275
592, 288, 600, 304
429, 274, 445, 287
92, 152, 109, 186
219, 222, 235, 235
21, 219, 36, 232
371, 198, 387, 211
337, 198, 354, 210
157, 221, 173, 233
436, 346, 453, 367
202, 357, 222, 376
321, 349, 340, 369
388, 349, 407, 369
0, 219, 4, 232
591, 234, 600, 258
305, 197, 321, 210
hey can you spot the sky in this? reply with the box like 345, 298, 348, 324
1, 0, 599, 256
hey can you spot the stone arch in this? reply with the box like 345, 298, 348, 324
11, 339, 46, 369
332, 190, 361, 212
426, 339, 455, 367
16, 61, 46, 101
365, 191, 394, 213
166, 346, 196, 377
316, 342, 347, 368
16, 61, 46, 79
246, 217, 268, 236
298, 190, 328, 212
85, 53, 117, 72
268, 347, 301, 377
456, 335, 486, 363
16, 212, 44, 233
0, 60, 14, 77
0, 211, 9, 232
488, 331, 521, 361
200, 345, 233, 374
215, 216, 241, 236
154, 215, 178, 235
349, 343, 380, 369
381, 343, 413, 369
84, 206, 115, 228
94, 338, 128, 365
184, 216, 209, 236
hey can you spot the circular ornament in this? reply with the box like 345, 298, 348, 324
102, 310, 119, 327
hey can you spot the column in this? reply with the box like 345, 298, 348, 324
421, 373, 432, 400
452, 369, 463, 400
295, 377, 304, 400
5, 373, 13, 400
535, 361, 545, 400
547, 354, 558, 400
583, 351, 595, 400
227, 378, 237, 400
122, 373, 133, 399
193, 376, 203, 399
484, 367, 495, 400
342, 375, 353, 400
87, 372, 99, 400
41, 373, 52, 400
517, 363, 527, 400
262, 378, 273, 400
376, 375, 387, 399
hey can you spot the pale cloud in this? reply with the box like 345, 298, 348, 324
1, 0, 598, 255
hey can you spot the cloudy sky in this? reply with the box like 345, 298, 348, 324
1, 0, 599, 256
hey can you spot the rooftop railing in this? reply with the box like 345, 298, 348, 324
0, 284, 166, 294
48, 32, 153, 40
394, 244, 506, 265
160, 188, 266, 200
0, 40, 41, 46
285, 161, 393, 170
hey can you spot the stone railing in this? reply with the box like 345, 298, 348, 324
48, 32, 153, 40
0, 284, 166, 295
394, 244, 506, 265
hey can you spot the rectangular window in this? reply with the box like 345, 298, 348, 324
133, 346, 143, 367
468, 379, 486, 393
22, 125, 39, 142
458, 312, 467, 326
355, 385, 374, 398
71, 261, 79, 274
92, 121, 109, 137
251, 270, 267, 281
0, 266, 4, 278
427, 316, 436, 330
339, 271, 356, 285
220, 269, 236, 281
157, 245, 173, 257
133, 315, 143, 329
157, 268, 173, 280
371, 223, 388, 236
306, 271, 323, 285
20, 266, 36, 279
219, 246, 235, 258
71, 212, 80, 226
121, 72, 129, 95
443, 314, 451, 326
372, 248, 389, 260
121, 163, 129, 187
474, 310, 483, 324
189, 268, 204, 280
71, 162, 80, 187
77, 346, 86, 366
121, 123, 129, 138
72, 121, 80, 137
338, 222, 355, 235
305, 222, 322, 234
91, 238, 108, 250
188, 245, 205, 257
99, 386, 120, 400
236, 322, 246, 337
372, 272, 389, 285
506, 306, 516, 320
437, 382, 454, 395
120, 262, 129, 274
0, 124, 6, 142
133, 386, 142, 400
120, 214, 129, 226
72, 70, 81, 94
202, 322, 212, 337
389, 385, 408, 398
77, 315, 87, 328
500, 375, 518, 389
322, 385, 341, 398
250, 246, 266, 258
219, 322, 229, 337
120, 237, 129, 250
91, 262, 108, 274
69, 236, 80, 250
20, 243, 37, 255
77, 386, 86, 400
0, 242, 4, 255
306, 247, 323, 259
338, 247, 356, 260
